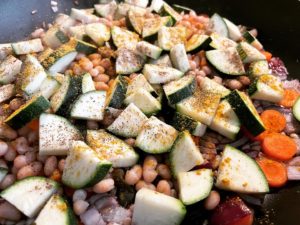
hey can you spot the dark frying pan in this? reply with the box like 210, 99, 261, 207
0, 0, 299, 224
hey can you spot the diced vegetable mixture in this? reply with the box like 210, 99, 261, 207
0, 0, 299, 224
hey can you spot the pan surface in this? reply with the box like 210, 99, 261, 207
0, 0, 299, 224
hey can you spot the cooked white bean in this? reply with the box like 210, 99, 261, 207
73, 200, 89, 215
73, 189, 87, 202
0, 200, 22, 221
125, 165, 142, 185
44, 156, 58, 176
93, 178, 115, 193
204, 190, 220, 210
0, 141, 8, 156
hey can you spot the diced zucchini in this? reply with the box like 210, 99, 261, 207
106, 75, 128, 109
21, 55, 48, 95
142, 16, 173, 40
148, 54, 172, 67
293, 97, 300, 122
170, 43, 190, 73
94, 1, 118, 19
43, 25, 69, 49
216, 145, 269, 193
248, 74, 284, 103
12, 39, 44, 55
69, 25, 87, 40
201, 77, 231, 97
237, 42, 266, 63
170, 131, 204, 177
127, 8, 146, 34
39, 76, 61, 99
143, 64, 184, 84
223, 18, 242, 41
243, 31, 263, 50
62, 141, 112, 189
55, 14, 77, 33
0, 84, 15, 104
41, 42, 78, 74
226, 90, 266, 136
34, 195, 77, 225
209, 32, 237, 50
116, 48, 146, 74
86, 130, 139, 167
210, 13, 228, 37
50, 75, 82, 117
71, 91, 106, 121
159, 2, 182, 23
38, 48, 54, 63
209, 100, 241, 140
125, 0, 149, 8
115, 3, 146, 19
82, 73, 95, 93
248, 60, 270, 77
171, 112, 207, 137
0, 55, 22, 84
132, 188, 186, 225
0, 44, 13, 60
150, 0, 164, 13
163, 75, 196, 105
124, 88, 161, 115
69, 38, 97, 55
135, 116, 178, 153
185, 34, 211, 53
178, 169, 213, 205
85, 23, 111, 46
206, 48, 245, 76
111, 26, 140, 49
172, 4, 193, 13
39, 113, 82, 155
0, 177, 59, 217
0, 167, 8, 183
5, 95, 50, 130
136, 41, 162, 60
158, 26, 187, 51
70, 8, 99, 23
126, 74, 156, 96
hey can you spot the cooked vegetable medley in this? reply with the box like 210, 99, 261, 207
0, 0, 299, 224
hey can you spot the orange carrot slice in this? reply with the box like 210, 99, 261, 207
260, 109, 286, 133
278, 89, 300, 108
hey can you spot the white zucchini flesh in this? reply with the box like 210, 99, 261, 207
143, 64, 184, 84
86, 130, 139, 168
94, 1, 118, 19
132, 188, 186, 225
149, 0, 164, 12
148, 54, 173, 67
0, 84, 15, 104
107, 103, 148, 138
0, 55, 22, 84
69, 25, 87, 40
0, 177, 59, 218
116, 48, 146, 74
135, 116, 178, 154
170, 131, 204, 177
209, 32, 237, 50
125, 0, 149, 8
178, 169, 213, 205
82, 73, 96, 93
39, 113, 82, 156
158, 26, 187, 51
48, 51, 78, 75
223, 18, 242, 41
85, 23, 111, 46
210, 13, 228, 37
62, 141, 112, 189
210, 100, 241, 140
70, 91, 106, 121
39, 76, 61, 99
12, 38, 44, 55
111, 26, 140, 49
170, 43, 190, 73
237, 42, 266, 64
293, 97, 300, 122
126, 74, 155, 96
70, 8, 99, 24
199, 77, 230, 98
0, 43, 13, 60
216, 145, 269, 193
136, 41, 162, 60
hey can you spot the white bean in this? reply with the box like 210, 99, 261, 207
93, 178, 115, 193
44, 156, 58, 176
0, 141, 8, 156
204, 190, 220, 210
73, 200, 89, 215
73, 189, 87, 202
0, 200, 22, 221
125, 165, 142, 185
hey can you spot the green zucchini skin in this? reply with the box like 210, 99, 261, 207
248, 78, 259, 96
106, 75, 128, 109
171, 112, 198, 134
166, 78, 196, 105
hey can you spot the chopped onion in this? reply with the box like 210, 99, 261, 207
287, 166, 300, 180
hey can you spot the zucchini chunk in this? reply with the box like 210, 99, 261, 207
62, 141, 112, 189
216, 145, 269, 193
148, 54, 172, 67
35, 195, 77, 225
124, 88, 161, 116
0, 43, 13, 60
71, 91, 106, 121
178, 169, 213, 205
170, 131, 204, 177
69, 38, 97, 55
210, 100, 241, 140
0, 55, 22, 84
135, 116, 178, 154
86, 130, 139, 167
106, 75, 128, 109
206, 48, 245, 76
293, 97, 300, 122
39, 113, 82, 156
50, 75, 82, 117
70, 8, 99, 24
0, 177, 59, 217
116, 48, 146, 74
81, 73, 95, 93
43, 25, 69, 49
159, 2, 182, 23
126, 74, 156, 96
150, 0, 164, 13
185, 34, 212, 53
39, 76, 61, 99
209, 32, 237, 50
5, 95, 50, 130
171, 112, 207, 137
111, 26, 140, 49
248, 74, 284, 103
237, 42, 266, 63
143, 64, 184, 84
94, 1, 118, 19
125, 0, 149, 8
0, 84, 15, 104
69, 25, 87, 40
200, 76, 230, 97
170, 43, 190, 73
158, 26, 187, 51
226, 90, 266, 136
21, 55, 48, 95
85, 23, 111, 46
248, 60, 270, 77
210, 13, 228, 37
127, 8, 146, 34
163, 74, 196, 105
132, 188, 186, 225
107, 103, 148, 138
223, 18, 242, 41
12, 38, 44, 55
142, 16, 173, 40
243, 31, 263, 50
136, 41, 162, 60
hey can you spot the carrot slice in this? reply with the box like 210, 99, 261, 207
260, 109, 286, 133
257, 157, 287, 187
254, 130, 271, 142
27, 119, 39, 131
278, 89, 300, 108
261, 51, 272, 61
262, 133, 297, 161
